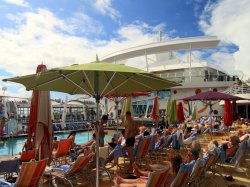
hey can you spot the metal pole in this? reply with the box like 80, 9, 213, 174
8, 134, 10, 155
145, 51, 149, 72
94, 70, 100, 187
116, 100, 119, 132
11, 132, 14, 156
95, 98, 100, 187
88, 126, 90, 141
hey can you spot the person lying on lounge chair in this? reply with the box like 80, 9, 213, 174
113, 155, 183, 187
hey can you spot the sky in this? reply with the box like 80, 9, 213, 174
0, 0, 250, 99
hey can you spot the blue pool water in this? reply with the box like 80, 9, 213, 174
0, 131, 112, 156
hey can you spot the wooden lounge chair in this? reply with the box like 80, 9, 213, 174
50, 153, 94, 187
0, 158, 48, 187
52, 139, 72, 166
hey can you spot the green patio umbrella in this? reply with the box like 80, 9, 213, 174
3, 61, 178, 187
191, 105, 197, 121
169, 100, 178, 125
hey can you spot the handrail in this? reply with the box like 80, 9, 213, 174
11, 132, 14, 156
8, 134, 10, 155
87, 125, 93, 141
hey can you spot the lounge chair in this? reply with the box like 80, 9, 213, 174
225, 140, 250, 178
185, 158, 206, 186
134, 136, 151, 165
52, 139, 72, 166
145, 168, 170, 187
203, 151, 228, 186
0, 158, 20, 180
170, 160, 195, 187
99, 146, 112, 180
0, 158, 47, 187
20, 150, 35, 163
50, 153, 94, 187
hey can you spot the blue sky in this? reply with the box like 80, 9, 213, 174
0, 0, 250, 99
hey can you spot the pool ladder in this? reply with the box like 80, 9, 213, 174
87, 126, 94, 141
8, 131, 14, 156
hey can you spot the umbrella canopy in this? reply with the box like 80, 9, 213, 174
177, 102, 185, 123
191, 105, 197, 121
5, 62, 177, 96
181, 90, 245, 101
26, 64, 52, 162
168, 100, 178, 125
224, 100, 232, 126
151, 96, 159, 122
3, 61, 178, 187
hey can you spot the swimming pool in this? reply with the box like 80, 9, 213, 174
0, 131, 112, 156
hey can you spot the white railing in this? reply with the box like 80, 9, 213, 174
223, 83, 250, 95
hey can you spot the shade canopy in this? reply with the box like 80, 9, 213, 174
181, 90, 245, 101
4, 62, 178, 97
3, 61, 178, 187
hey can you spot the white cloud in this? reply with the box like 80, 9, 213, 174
65, 12, 103, 35
199, 0, 250, 79
0, 8, 162, 97
93, 0, 121, 22
2, 0, 29, 7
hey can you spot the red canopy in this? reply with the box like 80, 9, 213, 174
26, 64, 45, 149
224, 100, 232, 126
177, 102, 185, 123
151, 96, 159, 122
26, 64, 52, 162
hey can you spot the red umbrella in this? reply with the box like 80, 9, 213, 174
224, 100, 232, 126
26, 64, 52, 162
151, 96, 159, 122
177, 102, 185, 123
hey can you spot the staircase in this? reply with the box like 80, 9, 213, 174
223, 82, 250, 95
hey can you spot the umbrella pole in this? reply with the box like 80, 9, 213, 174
116, 101, 119, 132
94, 70, 100, 187
95, 97, 100, 187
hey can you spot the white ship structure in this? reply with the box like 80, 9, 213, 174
100, 36, 250, 120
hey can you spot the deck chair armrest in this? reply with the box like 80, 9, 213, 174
0, 179, 12, 187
